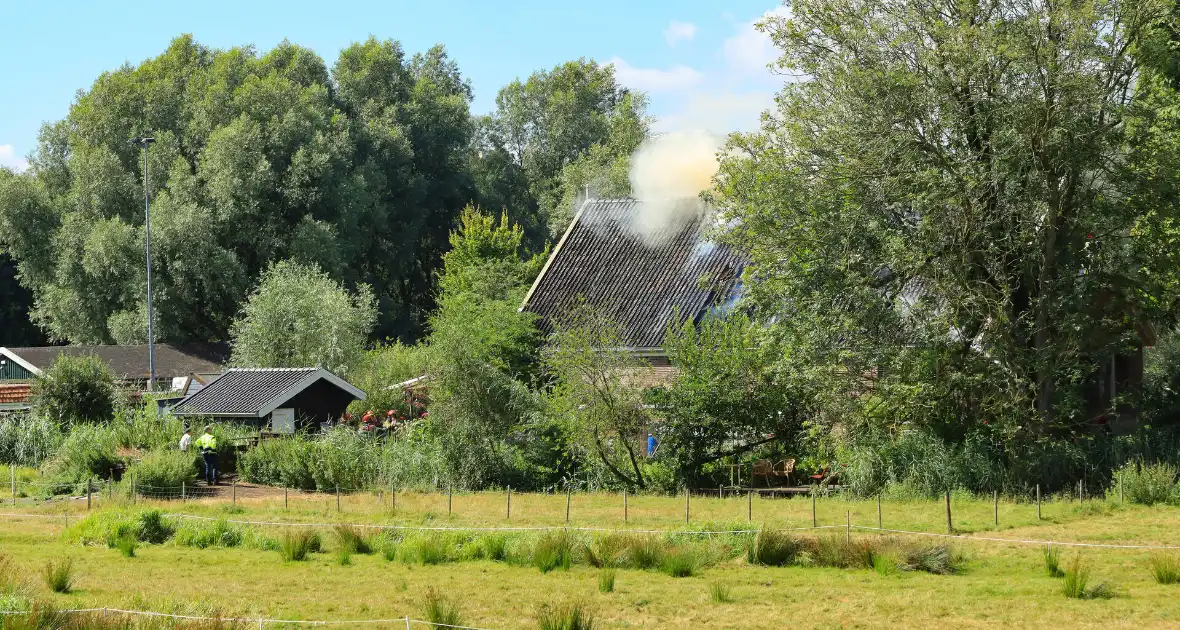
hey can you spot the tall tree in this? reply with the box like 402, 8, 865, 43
716, 0, 1180, 447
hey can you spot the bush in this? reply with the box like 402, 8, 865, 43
534, 531, 576, 573
334, 525, 374, 555
536, 602, 594, 630
1114, 462, 1178, 506
1062, 554, 1112, 599
660, 547, 699, 578
1149, 553, 1180, 584
30, 355, 117, 426
709, 581, 733, 603
41, 560, 74, 594
421, 587, 463, 627
598, 569, 615, 593
746, 528, 802, 567
128, 450, 196, 493
279, 530, 321, 562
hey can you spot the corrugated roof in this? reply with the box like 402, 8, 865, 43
1, 344, 223, 380
0, 383, 31, 404
171, 368, 364, 417
521, 198, 747, 348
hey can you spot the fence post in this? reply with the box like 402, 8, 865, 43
506, 486, 511, 519
181, 481, 186, 504
623, 488, 628, 523
685, 489, 690, 525
719, 484, 723, 500
405, 615, 411, 630
10, 464, 15, 507
336, 485, 340, 512
845, 510, 850, 542
565, 486, 571, 524
747, 490, 752, 522
811, 488, 817, 528
944, 490, 952, 534
449, 486, 453, 516
392, 488, 396, 512
87, 480, 92, 511
1036, 484, 1041, 520
284, 486, 289, 510
232, 479, 237, 505
877, 494, 882, 530
993, 490, 999, 527
1119, 472, 1124, 503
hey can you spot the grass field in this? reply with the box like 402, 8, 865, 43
3, 488, 1180, 628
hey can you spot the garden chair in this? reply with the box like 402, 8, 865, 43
752, 459, 773, 487
772, 459, 796, 485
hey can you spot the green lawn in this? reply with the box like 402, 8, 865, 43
2, 491, 1180, 628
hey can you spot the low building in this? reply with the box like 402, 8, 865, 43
170, 368, 366, 433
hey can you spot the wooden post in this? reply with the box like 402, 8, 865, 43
284, 486, 289, 510
336, 485, 340, 512
623, 488, 628, 523
181, 481, 186, 503
10, 464, 15, 507
565, 486, 571, 524
944, 490, 952, 534
1036, 484, 1041, 520
87, 480, 92, 511
392, 488, 396, 512
1077, 479, 1083, 502
506, 486, 511, 519
877, 494, 882, 530
811, 488, 817, 528
747, 491, 752, 522
993, 490, 999, 527
845, 510, 851, 542
232, 479, 237, 505
685, 489, 690, 525
719, 485, 723, 500
1119, 472, 1124, 503
448, 486, 453, 516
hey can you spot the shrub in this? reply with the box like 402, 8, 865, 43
536, 602, 594, 630
534, 531, 576, 573
116, 534, 137, 558
626, 536, 665, 570
279, 530, 321, 562
746, 528, 802, 567
1149, 553, 1180, 585
1114, 462, 1178, 506
421, 587, 463, 627
42, 560, 74, 594
30, 355, 117, 426
1044, 545, 1064, 578
1062, 554, 1112, 599
598, 569, 616, 594
709, 581, 733, 603
660, 547, 699, 578
127, 450, 195, 493
334, 525, 374, 554
137, 510, 174, 544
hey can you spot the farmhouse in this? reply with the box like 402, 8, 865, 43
520, 197, 746, 384
171, 367, 366, 433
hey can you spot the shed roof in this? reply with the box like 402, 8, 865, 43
520, 198, 746, 349
0, 344, 223, 380
171, 368, 366, 418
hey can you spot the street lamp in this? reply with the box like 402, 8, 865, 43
130, 135, 157, 392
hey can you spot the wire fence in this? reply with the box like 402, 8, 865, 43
0, 607, 497, 629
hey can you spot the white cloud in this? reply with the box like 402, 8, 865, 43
723, 7, 790, 76
664, 20, 698, 47
0, 145, 28, 173
609, 57, 704, 93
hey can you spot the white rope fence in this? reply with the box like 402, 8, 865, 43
0, 607, 496, 629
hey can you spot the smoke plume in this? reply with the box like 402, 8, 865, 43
625, 130, 722, 246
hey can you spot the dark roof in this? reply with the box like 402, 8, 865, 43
521, 198, 747, 348
0, 344, 223, 380
171, 368, 365, 417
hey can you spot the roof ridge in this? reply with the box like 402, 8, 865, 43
225, 367, 318, 372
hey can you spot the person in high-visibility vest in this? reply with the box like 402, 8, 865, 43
195, 425, 218, 485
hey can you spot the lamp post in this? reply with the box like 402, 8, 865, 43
130, 135, 157, 391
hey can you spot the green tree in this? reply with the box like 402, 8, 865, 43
30, 355, 118, 425
230, 260, 376, 375
716, 0, 1180, 454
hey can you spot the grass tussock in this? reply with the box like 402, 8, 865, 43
1044, 545, 1064, 578
626, 536, 665, 570
333, 525, 374, 554
584, 534, 630, 569
421, 587, 463, 627
598, 569, 616, 593
336, 549, 352, 566
41, 559, 74, 594
1149, 553, 1180, 585
480, 534, 508, 562
137, 510, 174, 544
536, 602, 594, 630
174, 519, 243, 549
533, 531, 576, 573
405, 534, 452, 565
279, 530, 321, 562
116, 534, 138, 558
1062, 554, 1113, 599
709, 581, 733, 603
746, 528, 803, 566
660, 547, 700, 578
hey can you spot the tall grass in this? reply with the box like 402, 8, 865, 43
41, 560, 74, 594
405, 534, 452, 565
137, 510, 174, 544
660, 547, 699, 578
334, 525, 374, 554
598, 569, 616, 594
1148, 553, 1180, 584
421, 587, 463, 627
626, 536, 665, 570
1044, 545, 1064, 578
116, 534, 138, 558
1062, 554, 1113, 599
584, 534, 630, 569
128, 450, 195, 493
1113, 462, 1178, 506
533, 531, 576, 573
174, 519, 243, 549
279, 530, 321, 562
709, 581, 733, 603
746, 528, 802, 566
536, 602, 594, 630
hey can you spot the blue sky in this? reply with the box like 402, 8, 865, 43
0, 1, 786, 171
